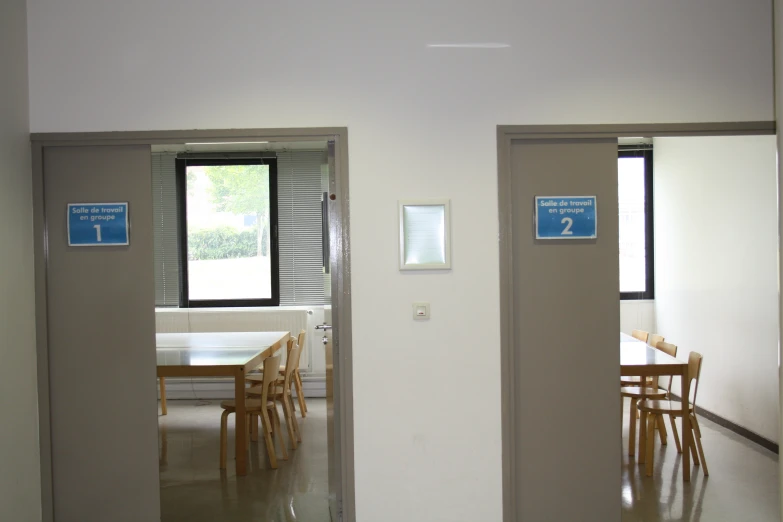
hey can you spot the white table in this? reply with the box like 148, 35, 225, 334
156, 331, 290, 475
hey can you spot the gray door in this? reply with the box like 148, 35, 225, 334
510, 139, 620, 521
44, 145, 160, 522
324, 140, 340, 521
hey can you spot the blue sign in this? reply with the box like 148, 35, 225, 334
535, 196, 597, 239
68, 203, 129, 246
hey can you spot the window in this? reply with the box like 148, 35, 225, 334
618, 149, 654, 300
152, 150, 325, 308
176, 157, 280, 307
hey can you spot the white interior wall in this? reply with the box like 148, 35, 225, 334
0, 1, 41, 520
620, 301, 656, 336
25, 1, 774, 520
154, 307, 326, 374
654, 136, 779, 442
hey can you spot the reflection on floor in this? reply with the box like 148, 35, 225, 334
621, 401, 779, 521
159, 398, 329, 522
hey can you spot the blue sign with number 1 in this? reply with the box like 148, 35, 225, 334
536, 196, 597, 239
68, 203, 130, 246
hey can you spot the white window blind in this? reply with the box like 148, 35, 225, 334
277, 150, 325, 305
151, 153, 181, 307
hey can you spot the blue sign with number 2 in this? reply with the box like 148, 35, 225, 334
68, 203, 130, 246
536, 196, 597, 239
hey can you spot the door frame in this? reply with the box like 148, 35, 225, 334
497, 121, 775, 522
31, 127, 355, 522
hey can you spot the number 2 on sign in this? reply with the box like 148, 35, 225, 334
561, 217, 573, 235
94, 224, 102, 242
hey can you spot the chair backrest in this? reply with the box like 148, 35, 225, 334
259, 354, 282, 429
632, 330, 649, 343
654, 342, 677, 391
297, 329, 306, 351
261, 354, 282, 402
687, 351, 703, 407
648, 334, 665, 348
283, 341, 301, 392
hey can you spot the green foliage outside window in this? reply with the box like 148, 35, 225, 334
188, 226, 258, 261
203, 164, 270, 257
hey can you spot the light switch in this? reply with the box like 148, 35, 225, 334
413, 302, 430, 320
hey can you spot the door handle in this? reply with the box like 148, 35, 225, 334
315, 324, 332, 331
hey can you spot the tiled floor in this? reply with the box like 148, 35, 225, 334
159, 398, 330, 522
621, 401, 779, 521
159, 398, 778, 521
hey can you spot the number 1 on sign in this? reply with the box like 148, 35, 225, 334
94, 224, 102, 242
561, 217, 573, 235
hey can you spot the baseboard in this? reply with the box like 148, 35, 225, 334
160, 376, 326, 401
669, 393, 778, 454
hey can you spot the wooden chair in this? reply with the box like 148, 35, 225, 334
637, 351, 708, 478
219, 354, 285, 469
159, 378, 167, 415
248, 340, 303, 450
620, 342, 678, 457
632, 329, 649, 343
621, 385, 668, 457
292, 330, 308, 417
621, 334, 665, 387
648, 334, 664, 348
249, 331, 308, 418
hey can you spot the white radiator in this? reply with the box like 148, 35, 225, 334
155, 307, 314, 371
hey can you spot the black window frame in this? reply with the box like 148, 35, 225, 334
176, 157, 280, 308
618, 148, 654, 301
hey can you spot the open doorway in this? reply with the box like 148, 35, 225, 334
152, 140, 334, 521
496, 123, 779, 522
31, 129, 354, 522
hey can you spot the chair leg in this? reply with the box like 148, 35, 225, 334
272, 406, 288, 460
245, 414, 251, 451
669, 415, 682, 453
288, 394, 302, 443
250, 413, 259, 442
638, 409, 648, 464
295, 370, 307, 417
262, 418, 278, 470
281, 397, 298, 450
691, 415, 709, 476
689, 434, 700, 466
620, 396, 624, 424
656, 414, 668, 445
220, 410, 230, 469
645, 414, 656, 477
628, 400, 637, 457
159, 377, 167, 416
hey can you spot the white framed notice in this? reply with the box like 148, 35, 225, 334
398, 199, 451, 270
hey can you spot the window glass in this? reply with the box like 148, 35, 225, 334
618, 156, 647, 294
185, 163, 272, 301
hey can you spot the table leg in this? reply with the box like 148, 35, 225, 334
235, 369, 248, 476
159, 377, 167, 416
681, 370, 691, 481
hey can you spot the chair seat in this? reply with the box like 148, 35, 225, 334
620, 387, 667, 399
637, 399, 694, 415
220, 399, 275, 411
620, 376, 654, 386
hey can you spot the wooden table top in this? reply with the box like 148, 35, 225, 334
156, 331, 289, 376
620, 333, 686, 376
